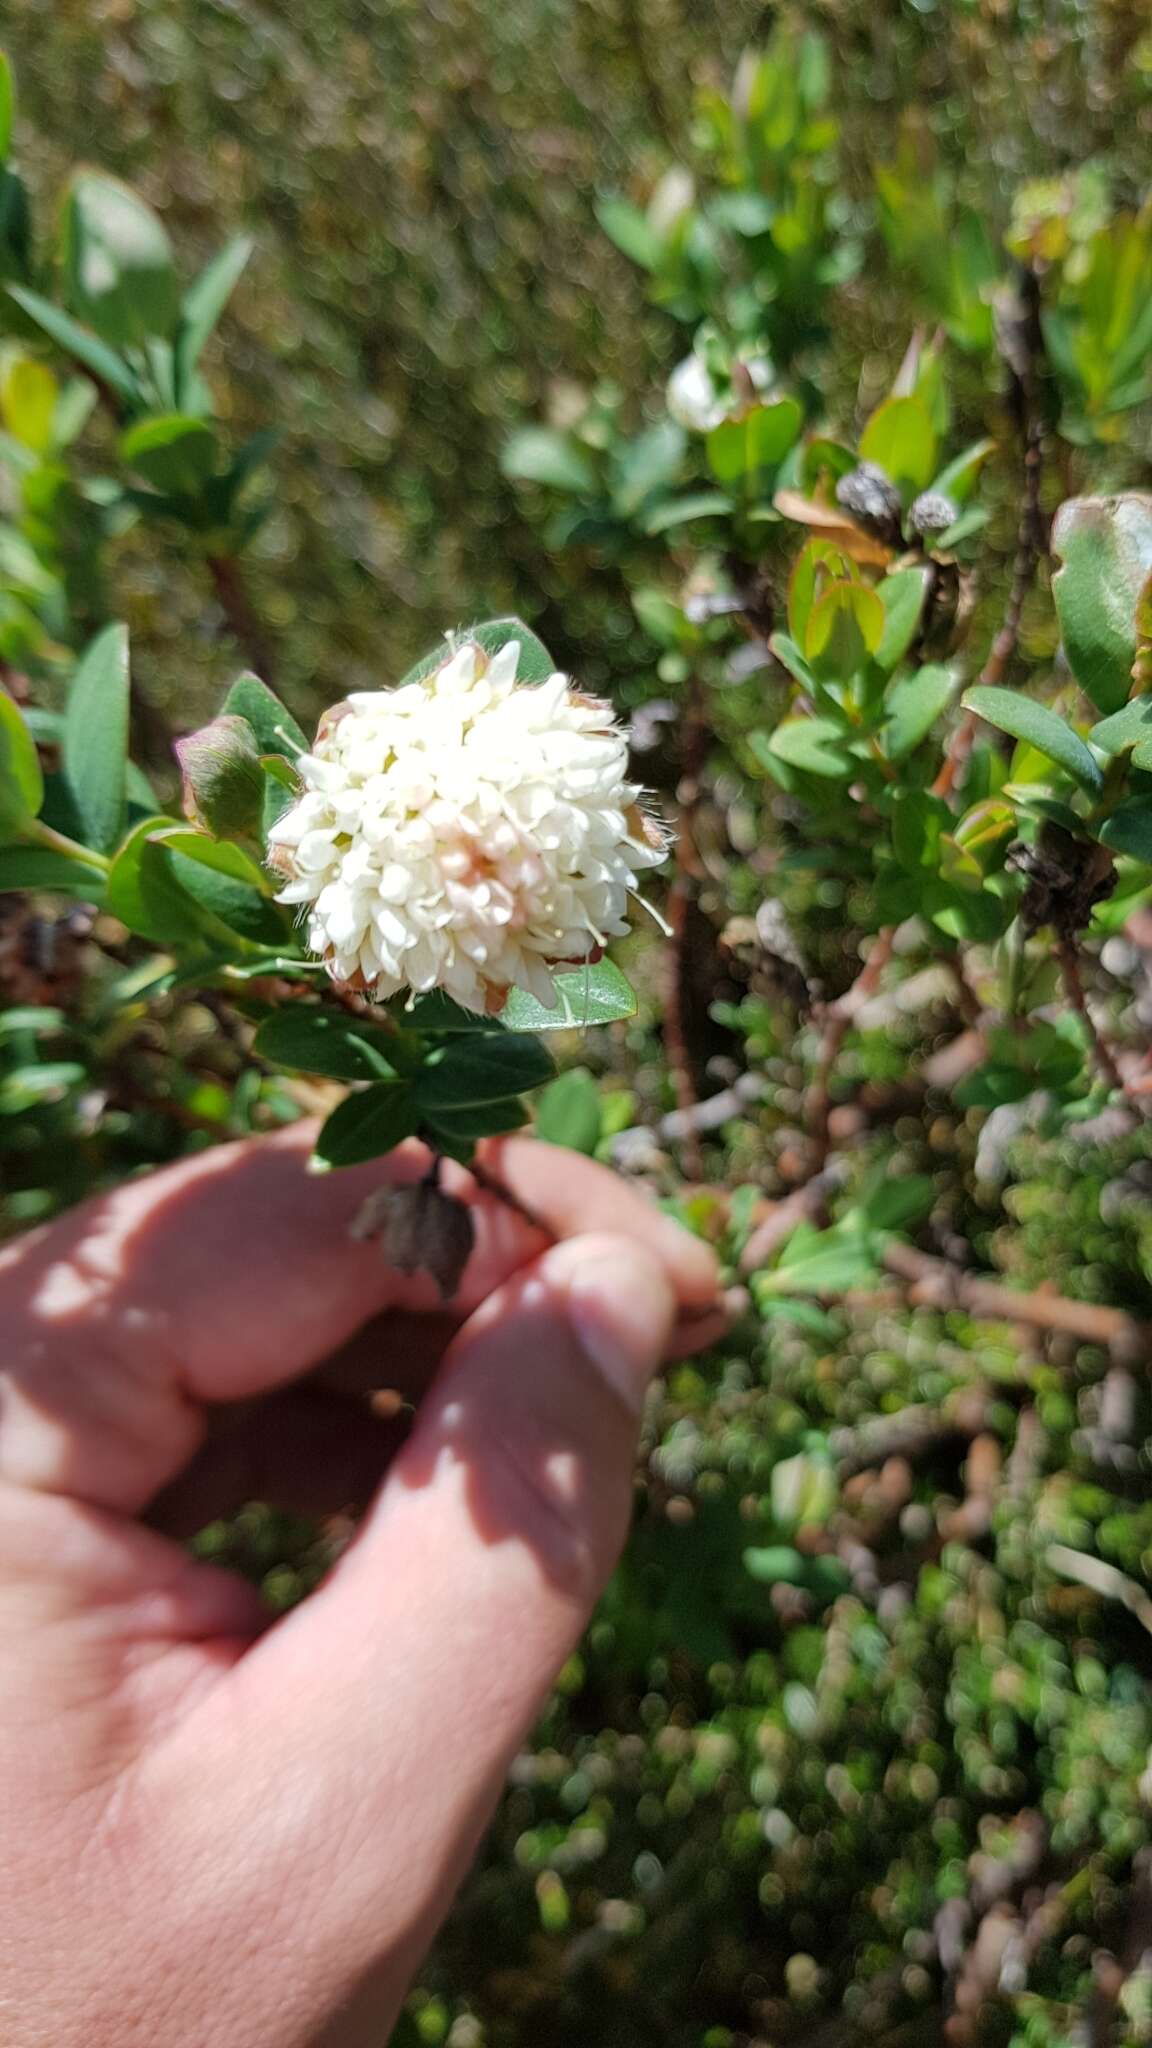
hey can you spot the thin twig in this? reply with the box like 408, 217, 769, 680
207, 552, 278, 684
739, 1162, 846, 1273
883, 1239, 1150, 1357
1055, 932, 1136, 1106
933, 266, 1048, 801
663, 682, 709, 1178
942, 950, 984, 1028
805, 927, 896, 1168
467, 1156, 553, 1238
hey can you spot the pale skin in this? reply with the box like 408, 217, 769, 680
0, 1126, 725, 2048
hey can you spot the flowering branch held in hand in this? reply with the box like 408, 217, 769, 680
267, 635, 665, 1016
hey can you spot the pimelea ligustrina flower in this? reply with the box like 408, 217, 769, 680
267, 637, 665, 1013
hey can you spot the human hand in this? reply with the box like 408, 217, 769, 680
0, 1126, 724, 2048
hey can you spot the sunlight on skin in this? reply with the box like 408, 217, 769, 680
0, 1127, 725, 2048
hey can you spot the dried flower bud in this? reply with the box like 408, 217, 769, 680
351, 1179, 476, 1300
175, 714, 266, 843
907, 490, 960, 544
834, 462, 904, 543
1007, 824, 1116, 937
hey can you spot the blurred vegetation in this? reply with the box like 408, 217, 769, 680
4, 2, 1152, 2044
3, 0, 1151, 729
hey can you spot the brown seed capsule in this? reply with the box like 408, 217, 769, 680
1007, 823, 1117, 937
351, 1180, 477, 1300
906, 490, 959, 544
835, 461, 904, 544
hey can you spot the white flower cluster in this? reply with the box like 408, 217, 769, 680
268, 639, 665, 1013
666, 348, 776, 433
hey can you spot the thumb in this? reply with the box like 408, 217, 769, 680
168, 1234, 678, 2031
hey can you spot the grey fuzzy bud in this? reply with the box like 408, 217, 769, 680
351, 1180, 476, 1300
834, 461, 903, 542
907, 490, 959, 543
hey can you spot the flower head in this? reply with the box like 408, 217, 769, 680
268, 638, 665, 1013
666, 344, 776, 433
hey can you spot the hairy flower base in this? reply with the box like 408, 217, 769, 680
267, 637, 665, 1012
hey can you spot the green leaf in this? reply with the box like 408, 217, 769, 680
612, 422, 685, 518
1052, 495, 1152, 715
149, 828, 270, 892
174, 234, 254, 406
883, 662, 957, 760
0, 844, 104, 897
61, 622, 130, 853
930, 436, 996, 506
805, 580, 885, 680
119, 413, 217, 495
253, 1006, 399, 1081
706, 399, 803, 491
221, 671, 308, 758
1090, 696, 1152, 765
956, 1022, 1084, 1108
414, 1032, 556, 1112
858, 395, 937, 496
642, 491, 734, 534
502, 428, 596, 496
5, 286, 140, 405
105, 815, 224, 946
923, 878, 1009, 942
62, 172, 179, 348
768, 632, 821, 694
760, 716, 853, 778
399, 617, 556, 690
0, 354, 57, 454
758, 1237, 880, 1298
874, 566, 929, 673
951, 798, 1016, 871
889, 789, 947, 871
0, 1005, 65, 1035
423, 1098, 530, 1149
401, 991, 502, 1034
500, 957, 637, 1031
962, 684, 1103, 794
0, 690, 42, 829
1099, 798, 1152, 864
534, 1067, 603, 1154
156, 828, 285, 944
595, 196, 661, 270
313, 1081, 419, 1168
0, 1060, 87, 1108
786, 539, 849, 648
0, 52, 13, 166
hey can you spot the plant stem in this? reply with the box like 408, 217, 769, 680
933, 265, 1048, 801
1055, 931, 1136, 1105
663, 681, 709, 1180
21, 816, 112, 874
882, 1237, 1149, 1358
945, 950, 983, 1026
805, 926, 896, 1169
206, 553, 277, 684
468, 1156, 552, 1237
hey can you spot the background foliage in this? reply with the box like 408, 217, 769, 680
4, 2, 1152, 2044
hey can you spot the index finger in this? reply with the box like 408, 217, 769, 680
0, 1122, 719, 1511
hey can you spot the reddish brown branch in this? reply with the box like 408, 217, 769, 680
1055, 933, 1136, 1105
882, 1239, 1150, 1357
662, 685, 710, 1178
207, 553, 278, 684
804, 927, 896, 1169
933, 267, 1048, 801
